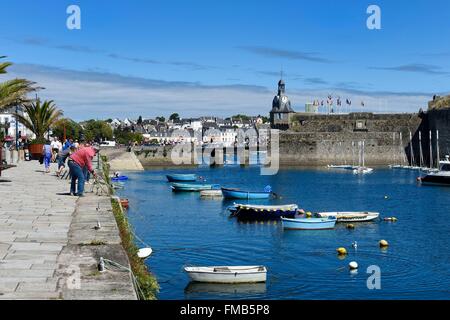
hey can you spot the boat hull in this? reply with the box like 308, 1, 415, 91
317, 212, 379, 222
281, 217, 336, 230
184, 266, 267, 283
419, 174, 450, 186
172, 183, 217, 192
230, 204, 298, 220
221, 188, 272, 199
200, 189, 223, 197
166, 174, 197, 182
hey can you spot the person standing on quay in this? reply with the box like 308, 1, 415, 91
68, 146, 98, 196
42, 141, 53, 173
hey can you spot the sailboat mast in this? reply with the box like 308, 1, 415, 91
409, 131, 414, 166
436, 130, 440, 168
429, 130, 433, 168
419, 131, 423, 168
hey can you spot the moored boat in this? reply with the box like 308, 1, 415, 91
418, 155, 450, 186
166, 173, 198, 182
112, 175, 129, 181
229, 203, 298, 220
317, 211, 379, 222
281, 216, 336, 230
200, 189, 223, 198
172, 182, 219, 192
221, 186, 273, 199
184, 266, 267, 283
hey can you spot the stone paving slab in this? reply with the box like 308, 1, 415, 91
0, 161, 137, 300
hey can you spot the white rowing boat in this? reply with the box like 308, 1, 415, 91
137, 247, 153, 259
317, 211, 379, 222
200, 189, 223, 197
184, 266, 267, 283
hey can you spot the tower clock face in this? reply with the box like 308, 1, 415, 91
281, 96, 288, 103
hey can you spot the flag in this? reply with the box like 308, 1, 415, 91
346, 99, 352, 105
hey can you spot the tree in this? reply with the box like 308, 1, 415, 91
169, 113, 180, 121
83, 120, 113, 142
14, 99, 63, 143
0, 56, 36, 112
137, 115, 143, 125
156, 116, 165, 122
52, 118, 83, 141
113, 128, 143, 145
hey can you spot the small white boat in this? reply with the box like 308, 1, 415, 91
184, 266, 267, 283
137, 247, 153, 259
317, 211, 379, 222
200, 189, 223, 198
353, 167, 373, 174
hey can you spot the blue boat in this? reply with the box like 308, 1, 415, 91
229, 204, 298, 220
172, 182, 220, 192
112, 175, 129, 181
221, 186, 273, 200
166, 173, 198, 182
281, 216, 337, 230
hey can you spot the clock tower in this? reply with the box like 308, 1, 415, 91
270, 78, 295, 130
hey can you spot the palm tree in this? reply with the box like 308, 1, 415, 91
14, 99, 63, 142
0, 56, 36, 112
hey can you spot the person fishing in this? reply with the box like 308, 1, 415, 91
67, 146, 99, 196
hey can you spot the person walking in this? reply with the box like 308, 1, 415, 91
67, 146, 98, 196
56, 145, 75, 177
42, 142, 52, 173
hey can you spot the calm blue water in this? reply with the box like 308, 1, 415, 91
117, 166, 450, 300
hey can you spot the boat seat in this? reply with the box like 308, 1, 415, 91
214, 267, 231, 272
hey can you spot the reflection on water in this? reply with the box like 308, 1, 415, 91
184, 282, 267, 298
118, 167, 450, 300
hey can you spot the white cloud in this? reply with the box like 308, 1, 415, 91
6, 63, 432, 120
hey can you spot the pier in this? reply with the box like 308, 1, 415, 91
0, 161, 136, 299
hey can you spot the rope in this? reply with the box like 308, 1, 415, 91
103, 258, 145, 300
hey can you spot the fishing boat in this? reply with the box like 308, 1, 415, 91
281, 216, 337, 230
112, 175, 129, 181
184, 266, 267, 283
317, 211, 379, 222
327, 164, 355, 170
200, 189, 223, 198
221, 186, 273, 199
418, 155, 450, 186
171, 182, 220, 192
166, 173, 198, 182
229, 203, 298, 220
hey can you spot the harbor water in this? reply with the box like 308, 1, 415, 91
117, 166, 450, 299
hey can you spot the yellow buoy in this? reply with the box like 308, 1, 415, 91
347, 224, 355, 229
306, 212, 312, 218
379, 240, 389, 247
337, 247, 347, 255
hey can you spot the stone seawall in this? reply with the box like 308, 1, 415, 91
279, 112, 423, 166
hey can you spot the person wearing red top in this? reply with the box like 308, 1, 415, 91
68, 146, 98, 196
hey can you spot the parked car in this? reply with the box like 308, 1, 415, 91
100, 140, 116, 147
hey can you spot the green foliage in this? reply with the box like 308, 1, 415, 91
52, 118, 83, 141
113, 128, 143, 145
231, 114, 250, 121
83, 119, 113, 142
111, 199, 159, 300
0, 56, 36, 112
137, 116, 143, 125
169, 113, 180, 121
156, 116, 165, 122
14, 99, 63, 141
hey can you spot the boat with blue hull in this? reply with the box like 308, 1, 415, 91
112, 175, 129, 182
166, 173, 198, 182
221, 187, 273, 200
229, 204, 298, 220
281, 217, 337, 230
172, 182, 220, 192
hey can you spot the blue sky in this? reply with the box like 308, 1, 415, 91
2, 0, 450, 120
